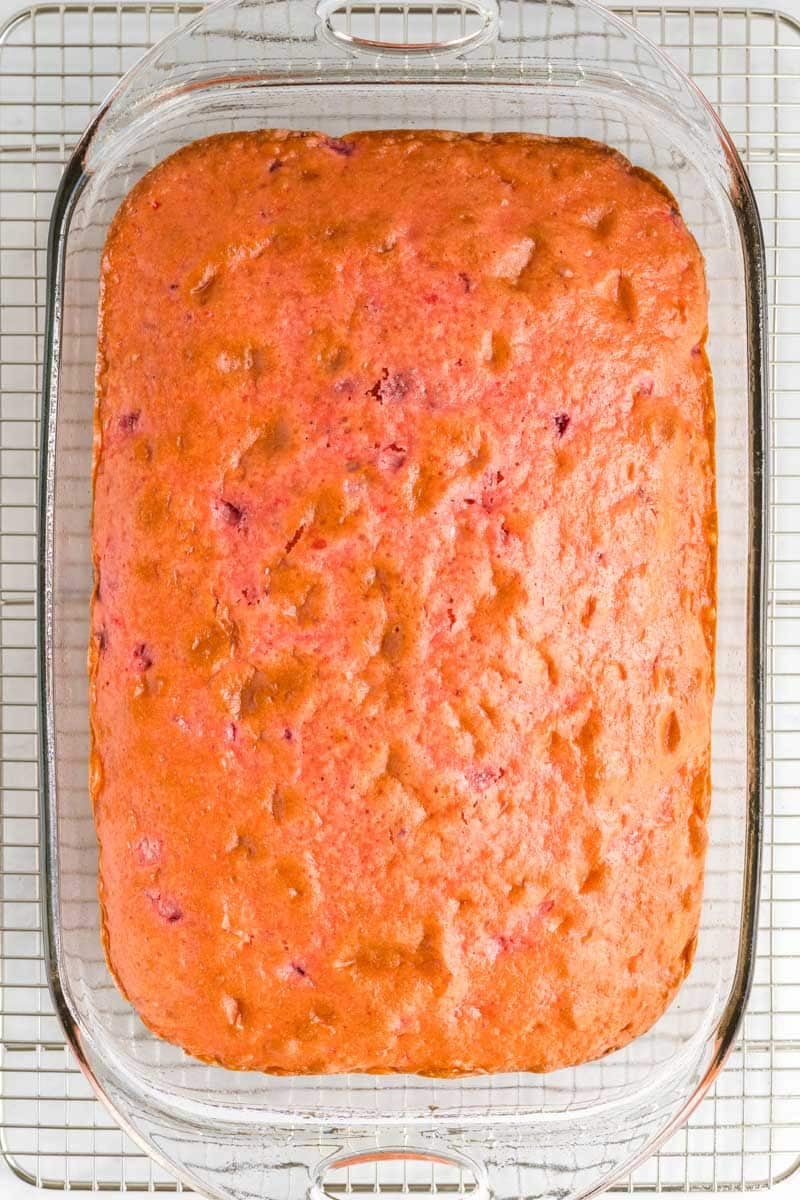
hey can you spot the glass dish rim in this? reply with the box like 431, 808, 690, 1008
35, 0, 768, 1179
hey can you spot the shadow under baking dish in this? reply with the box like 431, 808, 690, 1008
38, 1, 765, 1198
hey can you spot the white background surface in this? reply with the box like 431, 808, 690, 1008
0, 0, 796, 1196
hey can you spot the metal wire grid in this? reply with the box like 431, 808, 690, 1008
0, 1, 798, 1193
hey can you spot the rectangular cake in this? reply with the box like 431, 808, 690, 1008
90, 130, 715, 1074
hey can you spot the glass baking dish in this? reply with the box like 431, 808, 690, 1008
38, 1, 766, 1197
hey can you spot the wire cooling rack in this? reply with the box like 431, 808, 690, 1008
0, 1, 799, 1194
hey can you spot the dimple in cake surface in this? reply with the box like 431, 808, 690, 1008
91, 129, 715, 1074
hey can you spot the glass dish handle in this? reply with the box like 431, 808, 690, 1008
316, 0, 500, 55
309, 1146, 490, 1199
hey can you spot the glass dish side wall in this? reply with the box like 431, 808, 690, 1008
39, 2, 765, 1199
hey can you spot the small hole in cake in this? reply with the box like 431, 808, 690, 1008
271, 785, 303, 825
118, 409, 140, 432
354, 941, 406, 975
134, 835, 161, 866
284, 524, 305, 555
317, 339, 350, 373
480, 564, 527, 622
537, 644, 558, 685
297, 581, 325, 627
189, 621, 233, 670
576, 710, 601, 800
239, 656, 316, 720
581, 204, 617, 238
188, 262, 218, 303
579, 863, 607, 894
548, 730, 573, 774
375, 230, 398, 254
662, 710, 681, 754
217, 499, 246, 528
379, 442, 407, 472
688, 812, 708, 857
655, 411, 677, 443
310, 1002, 337, 1029
221, 993, 244, 1029
240, 416, 293, 472
690, 766, 711, 820
580, 596, 597, 627
322, 136, 356, 157
132, 437, 152, 465
137, 483, 170, 528
132, 643, 153, 672
553, 412, 571, 438
312, 481, 362, 536
385, 744, 414, 787
700, 604, 716, 651
489, 331, 511, 371
616, 273, 637, 321
493, 236, 536, 284
276, 856, 308, 901
145, 888, 182, 923
593, 207, 618, 239
380, 623, 405, 661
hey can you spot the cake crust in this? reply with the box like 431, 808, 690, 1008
91, 130, 715, 1074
